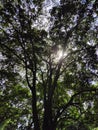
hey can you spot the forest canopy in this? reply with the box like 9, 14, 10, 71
0, 0, 98, 130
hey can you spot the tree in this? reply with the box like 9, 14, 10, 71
0, 0, 98, 130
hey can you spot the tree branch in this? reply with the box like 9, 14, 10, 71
54, 88, 97, 123
0, 43, 25, 64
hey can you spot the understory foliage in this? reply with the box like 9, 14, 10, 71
0, 0, 98, 130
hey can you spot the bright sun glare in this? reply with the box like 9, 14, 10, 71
57, 50, 63, 60
55, 50, 67, 61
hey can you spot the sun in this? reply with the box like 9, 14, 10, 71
56, 50, 63, 60
55, 49, 67, 62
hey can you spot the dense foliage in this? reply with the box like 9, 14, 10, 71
0, 0, 98, 130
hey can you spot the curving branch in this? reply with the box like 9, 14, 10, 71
54, 88, 97, 123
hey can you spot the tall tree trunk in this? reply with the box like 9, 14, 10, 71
42, 100, 56, 130
31, 63, 40, 130
32, 92, 40, 130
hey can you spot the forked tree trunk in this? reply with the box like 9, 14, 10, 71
43, 115, 56, 130
42, 101, 56, 130
32, 93, 40, 130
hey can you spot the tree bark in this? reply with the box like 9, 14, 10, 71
31, 91, 40, 130
31, 66, 40, 130
42, 99, 56, 130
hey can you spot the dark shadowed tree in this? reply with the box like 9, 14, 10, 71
0, 0, 98, 130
